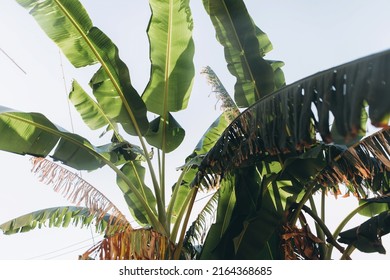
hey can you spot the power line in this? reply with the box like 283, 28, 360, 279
58, 49, 75, 133
0, 47, 27, 75
27, 235, 101, 260
44, 243, 95, 260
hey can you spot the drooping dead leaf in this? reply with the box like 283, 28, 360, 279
80, 228, 176, 260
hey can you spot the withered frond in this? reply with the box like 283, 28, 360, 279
30, 157, 131, 233
281, 210, 323, 260
316, 128, 390, 197
80, 228, 176, 260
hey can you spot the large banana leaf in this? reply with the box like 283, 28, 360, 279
230, 163, 305, 259
0, 106, 106, 170
199, 166, 281, 259
142, 0, 195, 115
16, 0, 149, 136
193, 49, 390, 188
194, 114, 230, 156
142, 0, 195, 152
202, 0, 281, 107
0, 206, 112, 235
89, 62, 148, 136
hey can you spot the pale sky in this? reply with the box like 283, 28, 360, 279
0, 0, 389, 260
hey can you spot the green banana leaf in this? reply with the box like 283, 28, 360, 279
69, 80, 115, 133
69, 81, 147, 162
194, 113, 230, 156
230, 166, 278, 259
144, 113, 185, 153
116, 161, 158, 226
215, 176, 237, 237
89, 62, 148, 136
358, 196, 390, 217
338, 210, 390, 254
0, 106, 106, 170
16, 0, 149, 136
142, 0, 195, 152
142, 0, 195, 116
0, 206, 112, 235
202, 0, 280, 107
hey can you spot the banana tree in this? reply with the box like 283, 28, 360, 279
0, 0, 284, 259
1, 0, 389, 260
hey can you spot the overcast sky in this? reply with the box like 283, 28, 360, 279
0, 0, 389, 260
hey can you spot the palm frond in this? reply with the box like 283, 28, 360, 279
192, 49, 390, 188
80, 228, 175, 260
30, 157, 131, 232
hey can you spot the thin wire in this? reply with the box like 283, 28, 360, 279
0, 47, 27, 74
44, 243, 95, 260
58, 49, 75, 133
90, 225, 96, 246
27, 235, 101, 260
